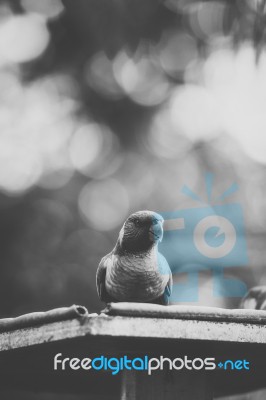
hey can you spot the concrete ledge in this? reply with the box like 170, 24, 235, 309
0, 304, 266, 352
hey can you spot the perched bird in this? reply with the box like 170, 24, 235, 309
240, 286, 266, 310
96, 210, 172, 305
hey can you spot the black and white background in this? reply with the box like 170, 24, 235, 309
0, 0, 265, 399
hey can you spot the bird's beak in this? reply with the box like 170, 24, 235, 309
149, 219, 164, 243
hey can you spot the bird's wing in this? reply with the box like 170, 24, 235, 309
152, 273, 173, 305
157, 251, 172, 275
165, 273, 173, 298
157, 251, 173, 304
96, 253, 114, 302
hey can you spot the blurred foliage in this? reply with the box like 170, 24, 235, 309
0, 0, 265, 320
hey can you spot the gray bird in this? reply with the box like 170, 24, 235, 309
96, 210, 172, 305
240, 286, 266, 310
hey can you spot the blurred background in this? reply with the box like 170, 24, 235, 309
0, 0, 265, 319
0, 0, 266, 399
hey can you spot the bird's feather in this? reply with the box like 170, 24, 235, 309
97, 246, 172, 304
96, 210, 173, 305
96, 253, 116, 303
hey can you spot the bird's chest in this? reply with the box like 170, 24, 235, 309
105, 252, 167, 301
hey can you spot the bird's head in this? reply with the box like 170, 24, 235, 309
117, 210, 164, 254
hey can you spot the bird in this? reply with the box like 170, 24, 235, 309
240, 286, 266, 310
96, 210, 172, 305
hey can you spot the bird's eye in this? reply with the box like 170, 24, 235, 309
134, 218, 141, 226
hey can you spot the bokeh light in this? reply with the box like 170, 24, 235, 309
0, 71, 80, 194
70, 123, 105, 173
188, 1, 228, 41
203, 44, 266, 164
0, 142, 42, 194
78, 179, 130, 231
69, 123, 121, 178
113, 49, 170, 106
84, 52, 124, 100
157, 30, 198, 77
145, 109, 192, 159
21, 0, 64, 20
0, 13, 50, 64
170, 84, 222, 141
